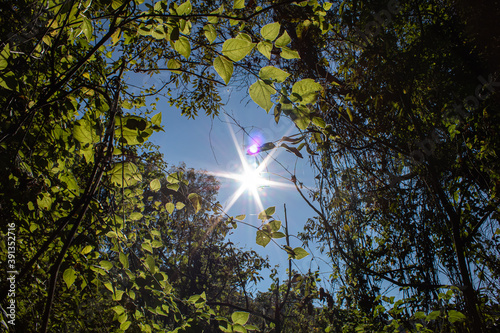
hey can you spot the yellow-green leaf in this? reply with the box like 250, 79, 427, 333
257, 41, 273, 60
222, 38, 254, 62
174, 36, 191, 59
275, 31, 291, 47
63, 268, 77, 288
260, 22, 280, 41
259, 66, 289, 83
214, 56, 234, 85
249, 80, 276, 112
150, 179, 161, 191
203, 24, 217, 44
280, 46, 300, 59
233, 0, 245, 9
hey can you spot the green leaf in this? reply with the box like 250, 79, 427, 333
165, 202, 175, 214
257, 41, 273, 60
280, 46, 300, 59
426, 310, 441, 321
37, 193, 53, 210
236, 33, 252, 42
119, 252, 129, 269
188, 193, 202, 213
235, 214, 246, 220
142, 242, 153, 254
109, 162, 142, 187
260, 22, 280, 41
203, 24, 217, 44
258, 206, 275, 220
291, 79, 323, 105
73, 117, 98, 146
100, 260, 113, 270
292, 247, 309, 259
0, 44, 10, 70
0, 71, 18, 90
177, 0, 192, 15
167, 59, 182, 74
151, 112, 162, 126
81, 16, 93, 40
208, 5, 224, 24
256, 230, 271, 247
63, 268, 76, 288
259, 66, 290, 83
249, 80, 275, 112
214, 56, 234, 85
150, 179, 161, 191
129, 211, 143, 221
81, 245, 93, 255
231, 311, 249, 324
233, 324, 247, 333
174, 36, 191, 59
272, 231, 285, 239
312, 117, 326, 128
233, 0, 245, 9
323, 2, 333, 10
448, 310, 466, 323
146, 255, 156, 273
176, 202, 185, 210
222, 38, 254, 62
275, 31, 291, 47
269, 219, 281, 232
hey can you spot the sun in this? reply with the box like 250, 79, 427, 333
238, 167, 267, 192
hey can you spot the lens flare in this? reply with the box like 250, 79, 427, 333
247, 144, 259, 155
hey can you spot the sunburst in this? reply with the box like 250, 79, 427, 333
210, 118, 295, 214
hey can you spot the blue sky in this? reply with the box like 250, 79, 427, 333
149, 86, 332, 290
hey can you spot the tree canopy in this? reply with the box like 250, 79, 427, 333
0, 0, 499, 332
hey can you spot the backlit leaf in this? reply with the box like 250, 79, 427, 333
214, 56, 234, 85
222, 38, 254, 62
63, 268, 76, 288
203, 24, 217, 44
249, 80, 275, 112
256, 230, 271, 247
291, 79, 323, 105
174, 36, 191, 59
260, 22, 280, 41
150, 179, 161, 191
280, 46, 300, 59
259, 66, 289, 83
257, 41, 273, 60
275, 31, 291, 47
232, 311, 249, 325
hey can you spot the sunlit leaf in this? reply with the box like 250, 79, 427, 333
292, 247, 309, 259
275, 31, 291, 47
109, 162, 142, 187
177, 0, 192, 15
174, 36, 191, 59
222, 38, 254, 62
257, 41, 273, 60
259, 66, 289, 83
260, 22, 280, 41
203, 24, 217, 44
256, 230, 271, 247
280, 46, 300, 59
258, 206, 275, 220
166, 202, 175, 214
100, 260, 113, 270
188, 193, 202, 213
63, 268, 76, 288
150, 179, 161, 191
249, 80, 275, 112
214, 56, 234, 85
233, 0, 245, 9
291, 79, 323, 105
